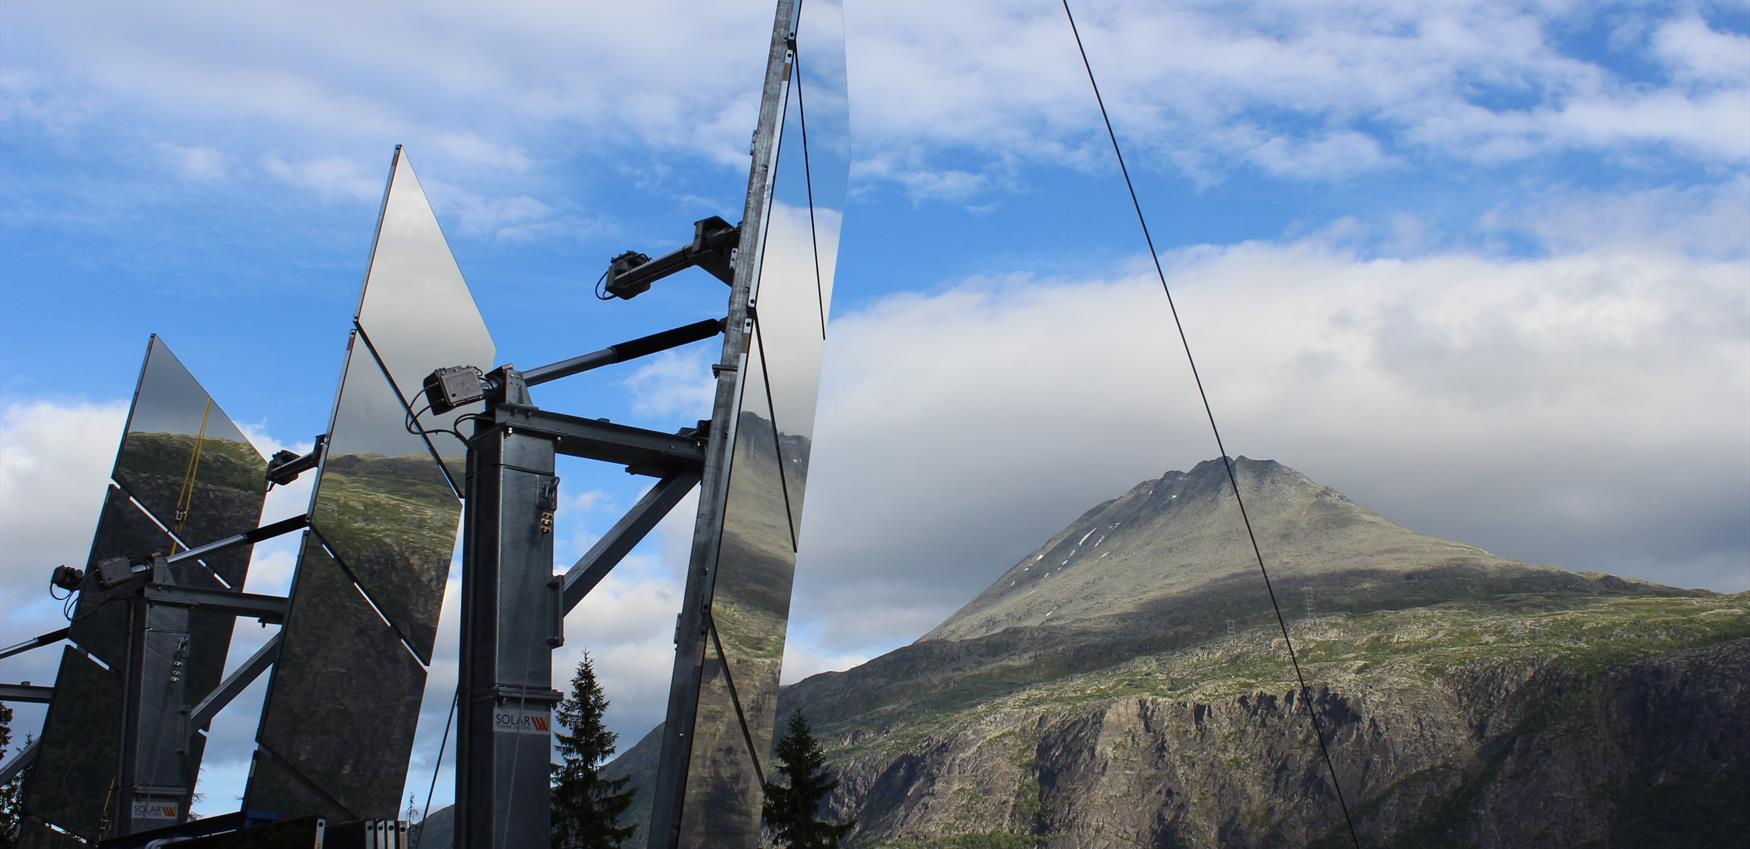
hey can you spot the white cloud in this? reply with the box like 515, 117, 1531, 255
0, 68, 85, 138
621, 348, 717, 420
421, 177, 606, 242
8, 0, 1743, 216
260, 153, 381, 202
1490, 176, 1750, 260
842, 0, 1748, 189
0, 0, 772, 180
1246, 129, 1397, 181
154, 142, 227, 182
791, 213, 1750, 651
0, 400, 127, 612
781, 642, 869, 685
1654, 15, 1750, 85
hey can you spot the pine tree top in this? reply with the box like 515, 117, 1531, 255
764, 709, 855, 849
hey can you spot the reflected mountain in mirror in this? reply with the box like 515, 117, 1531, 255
113, 336, 267, 586
307, 333, 461, 663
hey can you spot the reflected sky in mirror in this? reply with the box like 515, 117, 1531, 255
745, 0, 848, 545
354, 148, 495, 490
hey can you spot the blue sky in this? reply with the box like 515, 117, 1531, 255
1, 0, 1746, 820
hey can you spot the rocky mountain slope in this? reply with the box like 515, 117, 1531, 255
598, 458, 1749, 848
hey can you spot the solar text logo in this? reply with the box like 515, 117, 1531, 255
132, 801, 179, 819
494, 708, 552, 735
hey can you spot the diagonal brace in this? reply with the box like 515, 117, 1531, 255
188, 633, 281, 733
0, 737, 39, 784
563, 470, 702, 614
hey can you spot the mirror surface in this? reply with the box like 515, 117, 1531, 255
353, 149, 495, 491
678, 1, 848, 841
306, 332, 461, 663
248, 541, 426, 820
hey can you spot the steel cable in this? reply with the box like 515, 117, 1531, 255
1058, 2, 1364, 846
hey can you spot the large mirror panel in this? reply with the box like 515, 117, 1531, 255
753, 0, 848, 532
677, 2, 847, 841
678, 338, 792, 844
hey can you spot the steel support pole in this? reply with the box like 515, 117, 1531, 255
114, 572, 196, 835
456, 417, 563, 849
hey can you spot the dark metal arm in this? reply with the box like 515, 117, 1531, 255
493, 406, 706, 475
604, 216, 740, 299
0, 683, 54, 703
0, 628, 68, 661
524, 319, 725, 388
265, 435, 327, 487
141, 585, 289, 623
166, 514, 310, 567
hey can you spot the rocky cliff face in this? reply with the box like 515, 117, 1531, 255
807, 601, 1748, 848
601, 458, 1748, 848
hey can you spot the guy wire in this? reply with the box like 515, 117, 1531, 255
1059, 2, 1364, 846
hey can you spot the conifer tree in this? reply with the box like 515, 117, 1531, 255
762, 710, 854, 849
551, 652, 636, 849
0, 701, 21, 849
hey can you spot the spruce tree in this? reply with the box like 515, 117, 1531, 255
0, 702, 20, 849
551, 652, 636, 849
762, 710, 854, 849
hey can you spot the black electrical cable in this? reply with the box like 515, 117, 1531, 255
1058, 3, 1364, 847
791, 47, 828, 340
405, 396, 470, 448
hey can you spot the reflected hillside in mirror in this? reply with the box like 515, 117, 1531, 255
307, 334, 462, 662
309, 449, 460, 659
679, 409, 805, 845
113, 337, 267, 584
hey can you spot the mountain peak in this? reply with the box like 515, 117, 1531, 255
923, 457, 1496, 642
